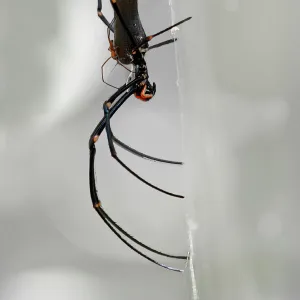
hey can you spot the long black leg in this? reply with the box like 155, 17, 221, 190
90, 153, 186, 272
90, 85, 140, 206
89, 76, 143, 148
98, 0, 114, 32
150, 17, 192, 39
100, 207, 188, 260
89, 85, 188, 271
133, 17, 192, 51
95, 207, 185, 272
112, 135, 183, 165
103, 102, 184, 199
110, 0, 137, 46
148, 38, 178, 51
90, 142, 187, 261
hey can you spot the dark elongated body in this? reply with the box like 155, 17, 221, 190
113, 0, 148, 64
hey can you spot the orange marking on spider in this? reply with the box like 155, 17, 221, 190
134, 85, 153, 101
93, 135, 99, 143
108, 40, 118, 60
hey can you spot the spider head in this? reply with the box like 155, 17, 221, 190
134, 80, 156, 102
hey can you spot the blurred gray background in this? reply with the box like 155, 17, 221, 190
1, 0, 299, 299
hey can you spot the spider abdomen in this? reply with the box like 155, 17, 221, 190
113, 0, 148, 64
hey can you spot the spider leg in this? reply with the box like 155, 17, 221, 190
101, 58, 136, 90
95, 207, 185, 272
103, 22, 133, 90
112, 135, 183, 165
97, 0, 114, 32
101, 56, 119, 89
148, 38, 178, 51
90, 147, 188, 261
103, 102, 184, 199
90, 78, 144, 147
89, 85, 188, 271
101, 207, 188, 260
117, 61, 136, 74
133, 17, 192, 51
149, 17, 192, 39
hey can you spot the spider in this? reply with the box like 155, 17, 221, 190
89, 0, 192, 272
